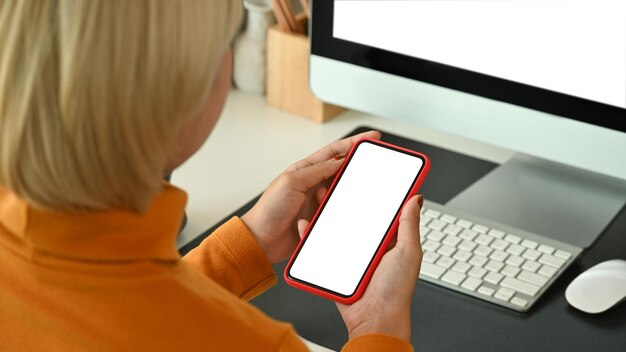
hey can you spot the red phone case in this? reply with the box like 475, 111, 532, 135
284, 138, 431, 304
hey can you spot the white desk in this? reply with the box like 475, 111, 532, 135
173, 89, 511, 248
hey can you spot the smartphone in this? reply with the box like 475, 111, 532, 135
284, 138, 430, 304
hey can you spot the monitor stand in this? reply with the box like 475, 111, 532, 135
447, 154, 626, 249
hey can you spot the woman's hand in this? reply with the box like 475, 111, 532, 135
296, 195, 424, 343
241, 130, 381, 264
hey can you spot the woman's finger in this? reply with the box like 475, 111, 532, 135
297, 219, 310, 239
315, 186, 328, 205
287, 131, 381, 172
283, 157, 344, 193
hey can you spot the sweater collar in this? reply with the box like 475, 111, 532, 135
0, 184, 186, 261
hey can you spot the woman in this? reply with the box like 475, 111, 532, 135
0, 1, 423, 351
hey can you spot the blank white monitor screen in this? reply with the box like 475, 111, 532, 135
288, 142, 425, 297
334, 0, 626, 109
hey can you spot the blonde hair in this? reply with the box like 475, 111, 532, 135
0, 1, 242, 212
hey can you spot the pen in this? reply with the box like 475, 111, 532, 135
300, 0, 310, 18
272, 0, 291, 33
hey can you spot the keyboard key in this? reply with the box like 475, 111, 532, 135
504, 234, 522, 244
458, 240, 477, 252
422, 251, 440, 263
442, 235, 461, 247
440, 214, 457, 223
436, 257, 455, 269
490, 239, 509, 251
424, 209, 441, 218
419, 226, 430, 238
459, 229, 478, 241
437, 245, 456, 257
495, 287, 515, 301
422, 240, 441, 252
537, 244, 555, 254
505, 255, 525, 267
485, 260, 504, 273
538, 254, 566, 268
469, 255, 488, 268
420, 217, 432, 226
475, 234, 493, 246
427, 230, 445, 242
442, 271, 467, 286
474, 245, 493, 257
522, 260, 541, 272
521, 239, 538, 249
484, 271, 504, 285
488, 229, 506, 239
538, 265, 558, 278
501, 265, 521, 278
511, 296, 528, 308
522, 249, 541, 261
456, 219, 473, 229
518, 270, 549, 287
452, 261, 471, 274
489, 250, 508, 262
468, 266, 488, 279
443, 224, 463, 236
554, 250, 572, 260
478, 286, 495, 296
420, 262, 446, 279
472, 224, 489, 233
461, 277, 483, 291
428, 219, 447, 231
506, 244, 525, 256
501, 277, 541, 296
452, 250, 472, 262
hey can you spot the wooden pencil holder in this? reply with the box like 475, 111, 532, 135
266, 17, 346, 123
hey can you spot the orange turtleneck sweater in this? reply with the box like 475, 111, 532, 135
0, 184, 412, 351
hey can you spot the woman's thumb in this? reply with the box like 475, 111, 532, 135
396, 195, 423, 250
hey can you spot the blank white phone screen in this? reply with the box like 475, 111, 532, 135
289, 142, 424, 296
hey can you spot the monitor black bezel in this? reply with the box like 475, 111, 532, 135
311, 1, 625, 132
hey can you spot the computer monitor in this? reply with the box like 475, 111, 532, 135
310, 0, 626, 247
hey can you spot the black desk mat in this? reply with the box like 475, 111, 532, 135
180, 126, 626, 351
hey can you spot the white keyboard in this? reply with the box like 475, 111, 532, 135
418, 201, 582, 312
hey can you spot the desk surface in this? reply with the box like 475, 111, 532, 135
174, 90, 626, 351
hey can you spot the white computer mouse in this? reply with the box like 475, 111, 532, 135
565, 259, 626, 314
585, 259, 626, 273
